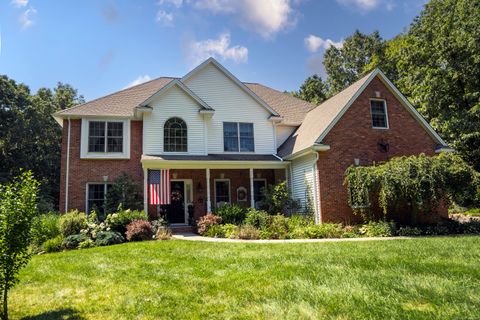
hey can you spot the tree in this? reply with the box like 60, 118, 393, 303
323, 30, 386, 95
291, 74, 327, 105
391, 0, 480, 170
105, 173, 143, 217
0, 171, 39, 320
0, 76, 83, 211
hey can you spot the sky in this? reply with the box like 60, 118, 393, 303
0, 0, 427, 101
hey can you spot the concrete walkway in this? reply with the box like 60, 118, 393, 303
172, 232, 411, 243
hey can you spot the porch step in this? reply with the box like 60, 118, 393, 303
170, 225, 196, 233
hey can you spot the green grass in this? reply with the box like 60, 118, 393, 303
12, 236, 480, 319
463, 208, 480, 216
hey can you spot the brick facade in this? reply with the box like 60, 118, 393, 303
59, 119, 144, 212
316, 77, 447, 224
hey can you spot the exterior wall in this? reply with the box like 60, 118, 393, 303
143, 86, 206, 155
276, 125, 296, 149
316, 77, 446, 224
59, 119, 144, 213
290, 153, 317, 211
184, 64, 276, 154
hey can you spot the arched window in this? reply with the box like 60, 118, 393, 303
164, 117, 187, 152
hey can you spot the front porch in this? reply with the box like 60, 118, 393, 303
142, 155, 288, 224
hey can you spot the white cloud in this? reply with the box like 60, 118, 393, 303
157, 0, 183, 8
304, 35, 343, 53
11, 0, 28, 8
156, 10, 174, 26
124, 75, 152, 89
336, 0, 380, 12
19, 6, 36, 29
192, 0, 298, 39
186, 32, 248, 66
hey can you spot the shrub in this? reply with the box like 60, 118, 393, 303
261, 181, 300, 215
63, 233, 89, 250
126, 220, 154, 241
342, 225, 362, 238
214, 204, 246, 225
397, 226, 422, 237
78, 239, 96, 249
205, 224, 226, 238
155, 227, 172, 240
43, 235, 64, 253
197, 214, 222, 236
95, 231, 124, 246
462, 220, 480, 234
105, 209, 148, 234
244, 208, 270, 229
105, 173, 143, 215
304, 223, 344, 239
31, 212, 61, 246
222, 224, 239, 239
265, 215, 290, 239
237, 225, 260, 240
151, 218, 169, 235
423, 224, 450, 236
287, 214, 312, 229
464, 208, 480, 216
60, 210, 88, 237
361, 221, 396, 237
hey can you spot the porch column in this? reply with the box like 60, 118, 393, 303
249, 168, 254, 208
143, 168, 148, 213
206, 168, 211, 212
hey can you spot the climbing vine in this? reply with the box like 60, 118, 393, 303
344, 153, 479, 222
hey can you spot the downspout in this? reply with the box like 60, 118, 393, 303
312, 152, 320, 224
65, 117, 71, 213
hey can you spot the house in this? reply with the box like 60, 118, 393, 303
53, 57, 451, 225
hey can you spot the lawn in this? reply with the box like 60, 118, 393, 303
12, 236, 480, 320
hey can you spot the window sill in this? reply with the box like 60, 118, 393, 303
372, 126, 389, 130
81, 152, 130, 160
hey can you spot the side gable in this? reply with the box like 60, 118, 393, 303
279, 69, 448, 158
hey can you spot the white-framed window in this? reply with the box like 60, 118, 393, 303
370, 99, 389, 129
164, 117, 187, 152
81, 119, 130, 159
86, 183, 112, 215
223, 122, 254, 152
88, 121, 123, 153
214, 179, 231, 207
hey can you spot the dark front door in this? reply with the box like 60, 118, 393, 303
167, 181, 185, 223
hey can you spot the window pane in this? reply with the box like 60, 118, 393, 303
107, 137, 123, 152
253, 180, 266, 202
370, 100, 387, 128
107, 122, 123, 137
88, 121, 106, 152
87, 184, 112, 216
164, 117, 187, 152
215, 181, 230, 204
223, 122, 239, 152
239, 123, 254, 152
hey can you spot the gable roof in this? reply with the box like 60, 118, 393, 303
181, 57, 280, 117
53, 59, 316, 125
139, 79, 213, 110
278, 68, 448, 158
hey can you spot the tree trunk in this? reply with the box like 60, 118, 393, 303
2, 285, 7, 320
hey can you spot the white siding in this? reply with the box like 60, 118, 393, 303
143, 85, 206, 155
276, 125, 296, 148
290, 153, 316, 210
184, 64, 275, 154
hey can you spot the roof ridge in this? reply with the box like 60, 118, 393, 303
56, 76, 177, 114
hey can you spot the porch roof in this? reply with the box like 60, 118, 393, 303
141, 154, 287, 169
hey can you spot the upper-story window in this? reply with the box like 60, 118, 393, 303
164, 117, 187, 152
88, 121, 123, 153
223, 122, 254, 152
370, 99, 389, 129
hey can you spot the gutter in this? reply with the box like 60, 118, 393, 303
65, 117, 71, 212
272, 153, 283, 161
283, 144, 330, 161
435, 146, 455, 153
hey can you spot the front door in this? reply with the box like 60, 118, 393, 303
167, 181, 185, 223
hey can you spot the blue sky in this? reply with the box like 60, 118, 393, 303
1, 0, 426, 100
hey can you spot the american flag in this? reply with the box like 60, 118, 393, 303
148, 169, 170, 205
